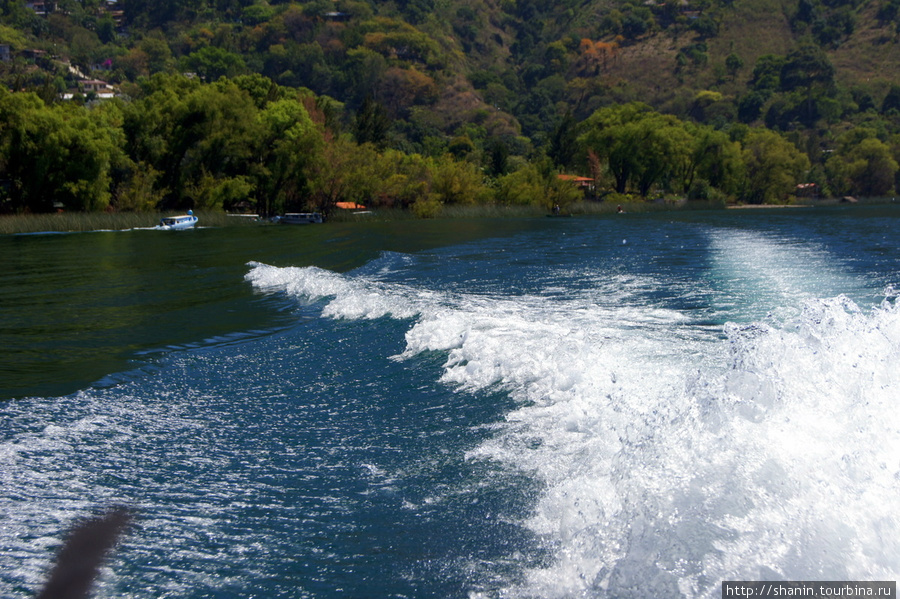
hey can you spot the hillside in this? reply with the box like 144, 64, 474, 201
2, 0, 898, 138
1, 0, 900, 214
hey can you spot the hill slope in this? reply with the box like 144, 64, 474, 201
1, 0, 900, 213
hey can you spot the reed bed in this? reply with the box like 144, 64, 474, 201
1, 199, 740, 235
0, 211, 269, 235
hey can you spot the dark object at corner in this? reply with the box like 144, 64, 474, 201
36, 506, 133, 599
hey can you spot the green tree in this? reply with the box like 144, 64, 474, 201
254, 95, 323, 214
690, 14, 719, 38
738, 91, 769, 123
826, 132, 898, 197
354, 95, 391, 148
882, 85, 900, 115
579, 102, 697, 197
428, 155, 488, 205
671, 125, 744, 197
496, 159, 582, 209
632, 116, 693, 196
750, 55, 784, 93
496, 162, 546, 206
114, 161, 165, 211
579, 102, 654, 194
186, 171, 254, 210
122, 74, 261, 210
69, 27, 104, 70
116, 37, 174, 79
233, 73, 284, 109
120, 0, 208, 28
725, 52, 744, 81
142, 37, 175, 75
779, 43, 835, 126
96, 15, 116, 44
622, 7, 653, 39
242, 2, 276, 25
812, 7, 856, 47
487, 140, 509, 177
780, 43, 834, 93
0, 90, 120, 212
548, 112, 579, 170
182, 46, 247, 81
740, 129, 810, 203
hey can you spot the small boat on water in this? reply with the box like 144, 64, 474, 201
279, 212, 323, 224
157, 210, 198, 230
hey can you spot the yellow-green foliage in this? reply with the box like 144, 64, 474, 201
428, 157, 489, 205
825, 130, 899, 197
115, 163, 166, 212
495, 161, 584, 209
580, 102, 748, 200
496, 165, 544, 206
741, 129, 811, 204
0, 24, 27, 49
187, 173, 255, 210
545, 171, 587, 210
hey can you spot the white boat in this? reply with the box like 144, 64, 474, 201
279, 212, 323, 224
157, 210, 198, 230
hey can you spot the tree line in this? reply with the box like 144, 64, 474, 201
0, 73, 897, 216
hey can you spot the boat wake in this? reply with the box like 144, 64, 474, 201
246, 255, 900, 598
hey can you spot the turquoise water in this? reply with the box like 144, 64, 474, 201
2, 208, 900, 597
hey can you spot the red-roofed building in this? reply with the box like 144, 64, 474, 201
557, 174, 594, 189
335, 202, 367, 210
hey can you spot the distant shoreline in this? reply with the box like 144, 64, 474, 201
3, 198, 896, 235
0, 202, 703, 234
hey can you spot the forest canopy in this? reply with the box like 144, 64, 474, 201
1, 0, 900, 214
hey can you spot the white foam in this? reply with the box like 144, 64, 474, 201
494, 296, 900, 597
246, 259, 900, 597
245, 261, 426, 319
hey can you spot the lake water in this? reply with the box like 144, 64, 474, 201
2, 207, 900, 598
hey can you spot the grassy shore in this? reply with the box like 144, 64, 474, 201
0, 203, 667, 234
329, 199, 729, 222
5, 197, 856, 235
0, 210, 271, 235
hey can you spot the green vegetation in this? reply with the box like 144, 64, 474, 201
0, 208, 264, 234
1, 0, 900, 217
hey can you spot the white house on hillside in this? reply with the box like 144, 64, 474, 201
62, 79, 117, 100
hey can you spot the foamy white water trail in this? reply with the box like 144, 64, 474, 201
246, 219, 900, 598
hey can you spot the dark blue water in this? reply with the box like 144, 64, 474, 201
3, 207, 900, 598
